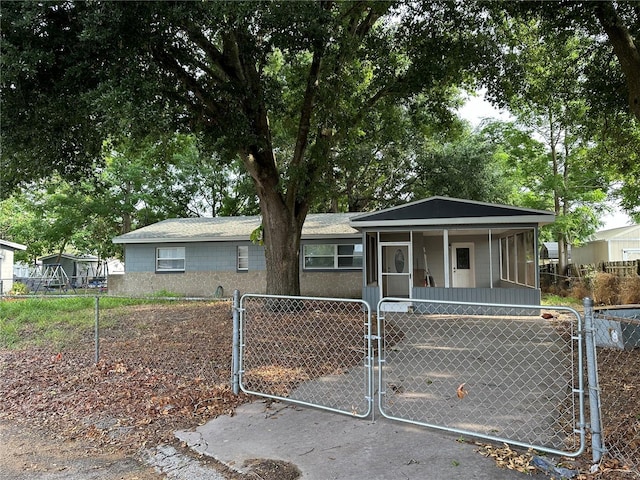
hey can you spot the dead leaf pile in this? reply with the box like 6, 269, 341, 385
476, 443, 536, 474
0, 301, 249, 454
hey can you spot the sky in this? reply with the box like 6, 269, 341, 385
457, 93, 634, 230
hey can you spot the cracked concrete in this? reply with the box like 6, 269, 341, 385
142, 445, 226, 480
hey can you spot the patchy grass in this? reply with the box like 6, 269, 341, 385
541, 293, 584, 309
0, 296, 156, 349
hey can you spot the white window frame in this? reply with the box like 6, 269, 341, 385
303, 243, 363, 270
156, 247, 185, 272
237, 245, 249, 271
499, 232, 535, 287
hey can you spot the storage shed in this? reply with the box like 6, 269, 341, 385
571, 225, 640, 265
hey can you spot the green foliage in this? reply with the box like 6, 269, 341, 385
8, 282, 29, 295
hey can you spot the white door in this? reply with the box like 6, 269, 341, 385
451, 242, 475, 288
380, 243, 412, 298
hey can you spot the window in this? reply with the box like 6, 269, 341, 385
303, 244, 362, 270
237, 245, 249, 271
156, 247, 185, 272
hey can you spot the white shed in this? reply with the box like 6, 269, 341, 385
571, 225, 640, 265
0, 239, 27, 294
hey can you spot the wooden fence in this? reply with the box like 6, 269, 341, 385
568, 260, 640, 279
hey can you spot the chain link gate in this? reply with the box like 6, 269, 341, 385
377, 298, 586, 458
233, 293, 589, 459
236, 294, 374, 418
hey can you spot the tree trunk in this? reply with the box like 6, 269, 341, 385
243, 147, 307, 296
261, 200, 302, 296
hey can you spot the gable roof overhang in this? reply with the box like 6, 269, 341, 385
0, 239, 27, 251
349, 196, 555, 229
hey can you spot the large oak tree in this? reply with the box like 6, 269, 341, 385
2, 1, 489, 295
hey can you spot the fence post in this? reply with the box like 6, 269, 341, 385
231, 289, 240, 395
94, 296, 100, 364
583, 297, 604, 464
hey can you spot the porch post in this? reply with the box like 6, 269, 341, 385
443, 229, 450, 287
534, 226, 540, 289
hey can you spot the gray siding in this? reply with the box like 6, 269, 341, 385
124, 242, 266, 273
363, 286, 541, 308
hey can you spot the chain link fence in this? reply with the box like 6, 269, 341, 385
238, 294, 373, 417
377, 299, 584, 457
589, 304, 640, 477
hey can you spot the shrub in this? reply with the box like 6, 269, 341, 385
592, 272, 619, 305
619, 276, 640, 305
570, 279, 591, 301
8, 281, 29, 295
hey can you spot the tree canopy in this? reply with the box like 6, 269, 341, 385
2, 1, 639, 293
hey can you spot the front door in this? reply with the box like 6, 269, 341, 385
380, 243, 412, 298
451, 242, 475, 288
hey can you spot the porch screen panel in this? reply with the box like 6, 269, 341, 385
525, 231, 535, 287
501, 237, 508, 280
508, 236, 516, 282
517, 233, 526, 285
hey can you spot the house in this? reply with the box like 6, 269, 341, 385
571, 225, 640, 265
0, 239, 27, 294
111, 214, 362, 298
111, 197, 555, 305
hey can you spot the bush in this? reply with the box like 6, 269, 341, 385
569, 279, 591, 301
592, 272, 619, 305
8, 281, 29, 295
619, 276, 640, 305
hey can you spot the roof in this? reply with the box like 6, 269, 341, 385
0, 239, 27, 251
113, 213, 360, 244
40, 253, 99, 262
540, 242, 559, 259
349, 196, 555, 228
591, 224, 640, 241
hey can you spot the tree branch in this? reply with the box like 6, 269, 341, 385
593, 1, 640, 120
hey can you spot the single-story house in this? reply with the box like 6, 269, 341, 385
0, 240, 27, 294
0, 239, 27, 294
111, 196, 555, 305
571, 225, 640, 265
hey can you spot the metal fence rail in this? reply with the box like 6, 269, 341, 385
238, 294, 373, 418
588, 302, 640, 476
377, 298, 585, 457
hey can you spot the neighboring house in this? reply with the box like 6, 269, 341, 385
571, 225, 640, 265
0, 239, 27, 294
112, 196, 555, 305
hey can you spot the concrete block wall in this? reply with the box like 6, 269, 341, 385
109, 269, 362, 299
108, 271, 267, 297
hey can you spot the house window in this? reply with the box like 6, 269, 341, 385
237, 245, 249, 271
156, 247, 185, 272
303, 244, 363, 270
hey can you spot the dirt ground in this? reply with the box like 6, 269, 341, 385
1, 300, 638, 479
0, 301, 315, 480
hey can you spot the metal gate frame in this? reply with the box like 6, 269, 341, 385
234, 292, 374, 418
376, 297, 587, 458
231, 291, 596, 459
